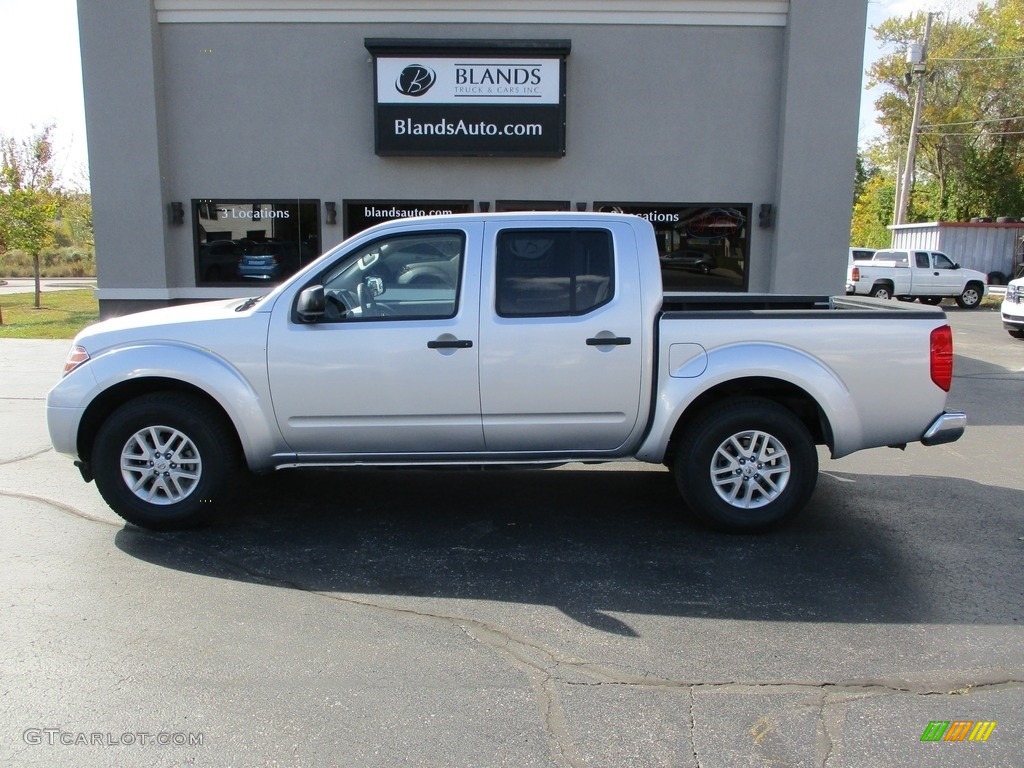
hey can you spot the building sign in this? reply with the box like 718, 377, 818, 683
596, 202, 750, 292
366, 39, 570, 157
344, 199, 473, 237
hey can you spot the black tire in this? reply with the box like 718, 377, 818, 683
1009, 329, 1024, 339
955, 283, 983, 309
92, 392, 241, 530
673, 398, 818, 533
870, 284, 893, 300
919, 296, 943, 305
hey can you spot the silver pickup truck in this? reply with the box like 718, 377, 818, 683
47, 213, 965, 532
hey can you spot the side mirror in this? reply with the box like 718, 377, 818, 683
296, 285, 325, 322
365, 276, 385, 297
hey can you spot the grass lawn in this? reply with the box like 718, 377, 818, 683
0, 290, 99, 339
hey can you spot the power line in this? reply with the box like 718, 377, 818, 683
930, 55, 1024, 62
920, 115, 1024, 129
918, 129, 1024, 136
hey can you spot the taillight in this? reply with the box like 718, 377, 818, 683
850, 266, 860, 282
930, 325, 953, 391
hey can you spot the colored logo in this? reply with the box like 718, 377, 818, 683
683, 208, 746, 240
396, 65, 436, 97
920, 721, 997, 742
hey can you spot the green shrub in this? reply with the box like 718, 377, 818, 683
0, 247, 96, 278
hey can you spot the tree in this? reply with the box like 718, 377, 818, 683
0, 125, 64, 310
851, 153, 897, 247
862, 0, 1024, 224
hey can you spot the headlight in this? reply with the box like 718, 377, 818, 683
62, 345, 90, 376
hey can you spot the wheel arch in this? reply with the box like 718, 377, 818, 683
62, 343, 286, 473
870, 280, 894, 295
76, 378, 243, 469
964, 279, 986, 295
660, 377, 832, 467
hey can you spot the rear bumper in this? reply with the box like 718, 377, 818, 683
921, 411, 966, 446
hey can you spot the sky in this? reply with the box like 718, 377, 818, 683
0, 0, 957, 188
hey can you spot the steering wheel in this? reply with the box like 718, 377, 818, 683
357, 282, 382, 317
324, 293, 348, 321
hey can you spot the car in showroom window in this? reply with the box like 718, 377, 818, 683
193, 199, 320, 285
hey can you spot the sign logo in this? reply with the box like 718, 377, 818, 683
920, 721, 997, 742
395, 65, 436, 97
684, 207, 746, 240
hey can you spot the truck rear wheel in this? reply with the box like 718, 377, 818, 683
92, 392, 241, 530
673, 398, 818, 533
870, 284, 893, 300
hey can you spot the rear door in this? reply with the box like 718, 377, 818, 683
477, 221, 644, 452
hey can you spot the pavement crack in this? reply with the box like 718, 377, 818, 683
0, 488, 119, 526
688, 685, 700, 768
816, 690, 840, 768
0, 446, 52, 465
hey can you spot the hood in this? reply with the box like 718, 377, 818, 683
962, 266, 990, 282
74, 297, 268, 351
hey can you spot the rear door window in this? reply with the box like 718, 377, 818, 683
495, 229, 613, 317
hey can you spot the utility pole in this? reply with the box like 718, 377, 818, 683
892, 155, 903, 238
894, 12, 936, 226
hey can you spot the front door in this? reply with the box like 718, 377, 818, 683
267, 224, 484, 455
929, 251, 964, 295
477, 222, 644, 452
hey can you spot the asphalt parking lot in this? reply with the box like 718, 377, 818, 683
1, 303, 1022, 767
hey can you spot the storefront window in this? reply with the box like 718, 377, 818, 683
595, 203, 749, 292
193, 199, 321, 285
344, 200, 473, 237
495, 200, 570, 212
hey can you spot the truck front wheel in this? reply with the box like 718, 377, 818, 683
92, 392, 241, 530
673, 398, 818, 533
955, 283, 983, 309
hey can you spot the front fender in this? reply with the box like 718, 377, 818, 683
636, 342, 863, 462
47, 342, 284, 472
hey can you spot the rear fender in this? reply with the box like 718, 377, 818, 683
636, 342, 863, 462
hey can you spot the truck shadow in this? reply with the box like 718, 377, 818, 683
115, 466, 1024, 634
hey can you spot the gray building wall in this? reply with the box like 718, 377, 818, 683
78, 1, 868, 315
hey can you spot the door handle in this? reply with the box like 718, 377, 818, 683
586, 336, 631, 346
427, 339, 473, 349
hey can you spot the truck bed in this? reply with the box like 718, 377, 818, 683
660, 293, 942, 317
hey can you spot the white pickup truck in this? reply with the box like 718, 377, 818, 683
47, 213, 966, 533
1001, 275, 1024, 338
846, 248, 988, 308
